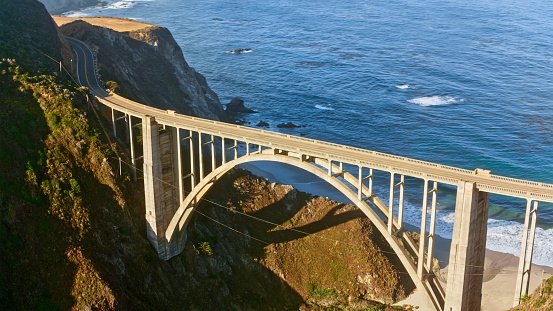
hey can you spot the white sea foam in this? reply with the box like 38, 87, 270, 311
440, 212, 455, 224
381, 186, 553, 268
395, 84, 410, 89
63, 0, 151, 17
315, 104, 335, 111
408, 95, 462, 107
486, 219, 553, 267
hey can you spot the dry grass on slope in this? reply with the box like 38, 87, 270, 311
511, 276, 553, 311
52, 16, 155, 33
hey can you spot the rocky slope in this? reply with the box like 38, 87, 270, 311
59, 19, 227, 121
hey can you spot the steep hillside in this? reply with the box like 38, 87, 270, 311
58, 18, 227, 121
0, 0, 72, 70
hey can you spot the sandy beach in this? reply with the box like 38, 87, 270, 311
396, 247, 553, 311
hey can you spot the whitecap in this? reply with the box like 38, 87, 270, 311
315, 104, 334, 111
408, 95, 461, 107
395, 84, 410, 89
440, 212, 455, 224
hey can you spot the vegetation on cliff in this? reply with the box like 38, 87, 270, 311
511, 276, 553, 311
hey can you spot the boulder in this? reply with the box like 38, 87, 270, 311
256, 121, 269, 127
225, 98, 257, 114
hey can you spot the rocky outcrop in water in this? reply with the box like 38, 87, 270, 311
59, 20, 227, 121
225, 97, 257, 114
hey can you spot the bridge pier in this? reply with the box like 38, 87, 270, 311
143, 116, 184, 260
444, 181, 489, 311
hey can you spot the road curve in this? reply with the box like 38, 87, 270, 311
67, 37, 553, 203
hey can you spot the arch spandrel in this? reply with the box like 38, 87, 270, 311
164, 152, 443, 311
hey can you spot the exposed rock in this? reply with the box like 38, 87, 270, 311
59, 20, 226, 121
256, 120, 269, 127
277, 122, 301, 128
225, 97, 257, 114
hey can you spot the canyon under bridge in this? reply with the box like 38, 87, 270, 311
68, 37, 553, 311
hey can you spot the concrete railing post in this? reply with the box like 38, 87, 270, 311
444, 181, 489, 311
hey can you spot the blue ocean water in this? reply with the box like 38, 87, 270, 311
66, 0, 553, 266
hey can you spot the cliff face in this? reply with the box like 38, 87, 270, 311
59, 20, 226, 121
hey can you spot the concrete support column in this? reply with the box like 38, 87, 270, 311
210, 135, 216, 173
143, 116, 166, 258
189, 131, 196, 190
358, 166, 363, 201
388, 172, 395, 235
444, 181, 489, 311
427, 182, 438, 270
418, 179, 429, 279
128, 115, 136, 181
175, 128, 184, 204
111, 108, 117, 137
398, 175, 405, 229
222, 137, 226, 164
199, 132, 204, 181
513, 200, 539, 306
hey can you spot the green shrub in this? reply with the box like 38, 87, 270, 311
198, 241, 213, 256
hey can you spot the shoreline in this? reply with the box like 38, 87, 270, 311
399, 247, 553, 310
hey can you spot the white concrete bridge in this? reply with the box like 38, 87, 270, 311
68, 37, 553, 311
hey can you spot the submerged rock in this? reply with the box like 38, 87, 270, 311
277, 122, 301, 128
256, 121, 269, 127
229, 48, 252, 53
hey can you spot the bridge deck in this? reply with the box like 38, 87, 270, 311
68, 37, 553, 203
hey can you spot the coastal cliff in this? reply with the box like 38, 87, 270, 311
58, 18, 226, 121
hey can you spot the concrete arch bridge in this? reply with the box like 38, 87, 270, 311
68, 37, 553, 311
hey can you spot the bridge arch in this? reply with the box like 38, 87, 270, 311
165, 152, 441, 310
68, 36, 553, 311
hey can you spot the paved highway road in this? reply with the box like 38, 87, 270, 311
67, 37, 553, 203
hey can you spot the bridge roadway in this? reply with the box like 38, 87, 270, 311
68, 36, 552, 310
67, 37, 553, 204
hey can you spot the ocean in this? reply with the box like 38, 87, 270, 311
64, 0, 553, 267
